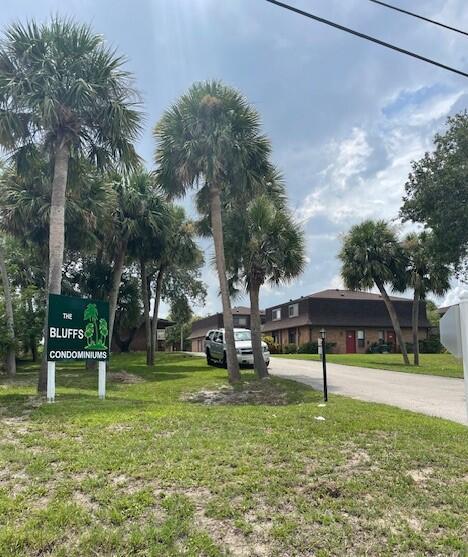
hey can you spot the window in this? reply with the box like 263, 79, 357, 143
237, 316, 247, 327
234, 330, 251, 341
272, 308, 281, 321
288, 329, 296, 344
378, 330, 384, 343
357, 330, 365, 348
288, 303, 299, 318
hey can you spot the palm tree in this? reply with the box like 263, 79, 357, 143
225, 194, 305, 378
107, 171, 168, 344
0, 236, 16, 375
339, 220, 410, 365
403, 232, 451, 365
145, 207, 203, 366
0, 19, 141, 391
0, 154, 116, 387
154, 81, 271, 383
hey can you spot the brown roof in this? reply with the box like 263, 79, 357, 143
308, 289, 410, 302
263, 289, 431, 331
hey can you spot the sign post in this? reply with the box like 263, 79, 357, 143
440, 293, 468, 421
47, 361, 55, 403
46, 294, 110, 402
320, 328, 328, 403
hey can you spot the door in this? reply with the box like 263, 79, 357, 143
212, 332, 224, 360
346, 330, 356, 353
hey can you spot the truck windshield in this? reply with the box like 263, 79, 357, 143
234, 331, 251, 341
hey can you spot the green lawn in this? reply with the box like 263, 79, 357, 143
274, 353, 464, 379
0, 353, 467, 556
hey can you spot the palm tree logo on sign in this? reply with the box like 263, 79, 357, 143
83, 303, 108, 350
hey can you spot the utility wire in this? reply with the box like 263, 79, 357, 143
263, 0, 468, 78
368, 0, 468, 38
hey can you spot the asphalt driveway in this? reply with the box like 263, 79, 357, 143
269, 356, 467, 425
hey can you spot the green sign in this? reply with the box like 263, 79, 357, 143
47, 294, 110, 361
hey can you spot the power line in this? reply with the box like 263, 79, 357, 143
368, 0, 468, 38
263, 0, 468, 78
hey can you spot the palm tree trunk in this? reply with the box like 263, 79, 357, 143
48, 142, 70, 294
38, 141, 70, 393
108, 240, 127, 346
376, 281, 410, 365
38, 260, 50, 393
0, 239, 16, 376
412, 287, 420, 366
249, 280, 268, 379
140, 258, 151, 365
209, 184, 241, 383
150, 265, 164, 366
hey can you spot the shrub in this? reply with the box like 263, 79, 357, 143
262, 335, 282, 354
368, 342, 391, 354
298, 341, 336, 354
420, 336, 443, 354
298, 341, 318, 354
283, 343, 298, 354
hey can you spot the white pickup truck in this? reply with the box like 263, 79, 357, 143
204, 328, 270, 367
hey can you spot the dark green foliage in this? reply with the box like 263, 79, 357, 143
401, 112, 468, 277
420, 336, 444, 354
298, 341, 336, 354
368, 343, 391, 354
283, 343, 298, 354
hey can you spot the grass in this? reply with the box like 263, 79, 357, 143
274, 352, 464, 379
0, 352, 467, 556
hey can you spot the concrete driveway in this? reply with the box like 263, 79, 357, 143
269, 357, 467, 425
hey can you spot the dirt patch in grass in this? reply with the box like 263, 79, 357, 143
107, 371, 144, 384
408, 467, 433, 483
182, 383, 291, 406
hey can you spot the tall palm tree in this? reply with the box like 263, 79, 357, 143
0, 18, 141, 391
154, 81, 271, 383
0, 235, 15, 375
225, 194, 305, 378
339, 220, 410, 365
403, 232, 451, 365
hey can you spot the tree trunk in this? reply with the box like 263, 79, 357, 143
38, 261, 50, 393
376, 281, 410, 365
412, 287, 420, 366
209, 184, 240, 383
108, 240, 127, 346
140, 258, 152, 365
150, 266, 164, 366
249, 281, 268, 379
0, 240, 16, 376
38, 141, 70, 393
180, 327, 184, 352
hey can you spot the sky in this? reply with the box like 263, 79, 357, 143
2, 0, 468, 316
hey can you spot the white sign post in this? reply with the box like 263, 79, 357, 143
47, 361, 56, 403
98, 361, 106, 400
440, 293, 468, 420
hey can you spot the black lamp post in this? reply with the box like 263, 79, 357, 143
320, 328, 328, 402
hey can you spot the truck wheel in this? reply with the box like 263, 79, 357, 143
222, 353, 227, 369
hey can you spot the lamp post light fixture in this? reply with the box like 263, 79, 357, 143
320, 328, 328, 402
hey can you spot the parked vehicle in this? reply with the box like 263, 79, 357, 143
204, 328, 270, 367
